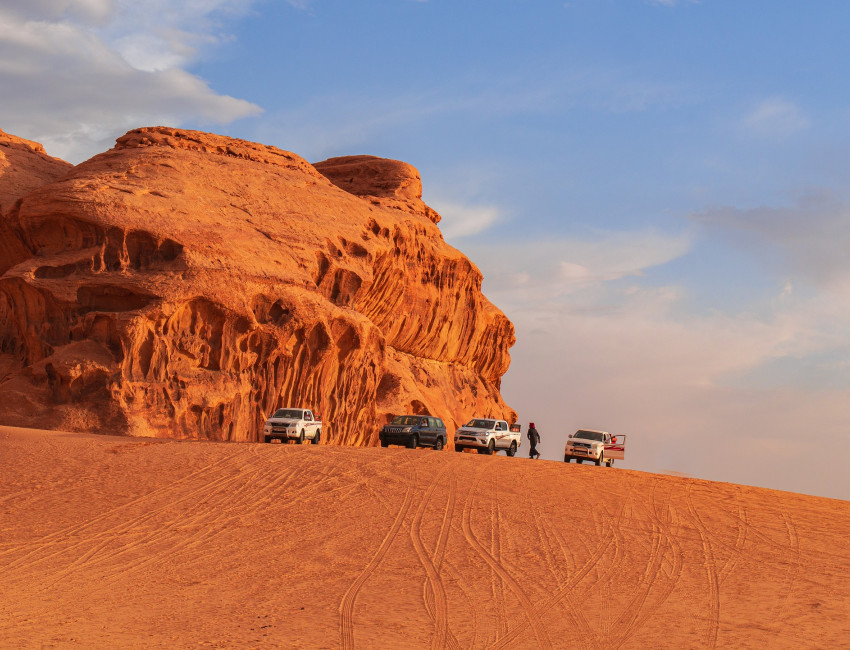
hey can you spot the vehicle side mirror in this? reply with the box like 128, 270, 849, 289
568, 434, 573, 438
612, 436, 617, 443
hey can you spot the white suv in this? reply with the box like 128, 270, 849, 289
564, 429, 622, 466
263, 408, 322, 444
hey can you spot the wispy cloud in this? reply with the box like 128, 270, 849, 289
1, 0, 115, 25
253, 64, 701, 162
485, 222, 850, 499
463, 228, 694, 309
432, 201, 501, 240
743, 97, 810, 139
503, 274, 850, 493
0, 1, 262, 162
692, 190, 850, 288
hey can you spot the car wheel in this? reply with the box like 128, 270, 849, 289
480, 439, 495, 455
434, 437, 444, 451
564, 455, 570, 463
381, 439, 389, 447
297, 430, 305, 445
264, 435, 271, 444
407, 434, 418, 449
506, 441, 517, 457
595, 453, 603, 467
312, 429, 320, 445
577, 459, 583, 464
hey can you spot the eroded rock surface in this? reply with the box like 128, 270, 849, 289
0, 126, 515, 443
0, 128, 72, 214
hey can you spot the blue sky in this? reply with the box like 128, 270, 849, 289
2, 0, 849, 499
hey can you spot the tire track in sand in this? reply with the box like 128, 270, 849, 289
0, 446, 256, 575
685, 483, 721, 648
79, 444, 370, 590
718, 488, 749, 587
607, 480, 684, 648
461, 466, 553, 650
11, 447, 283, 593
67, 448, 305, 586
338, 453, 417, 650
409, 459, 461, 650
490, 491, 632, 650
489, 470, 509, 639
684, 485, 750, 588
767, 508, 802, 634
528, 500, 597, 649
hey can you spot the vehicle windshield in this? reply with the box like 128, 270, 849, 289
574, 430, 605, 442
273, 409, 304, 419
391, 415, 423, 426
465, 419, 495, 429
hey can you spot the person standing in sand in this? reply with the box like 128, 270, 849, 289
527, 422, 541, 459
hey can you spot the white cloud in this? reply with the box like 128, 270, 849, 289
0, 2, 262, 162
482, 225, 850, 499
743, 97, 810, 139
463, 228, 693, 309
432, 201, 501, 240
101, 0, 259, 70
1, 0, 114, 25
498, 259, 850, 499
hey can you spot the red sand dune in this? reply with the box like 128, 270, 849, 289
2, 426, 848, 648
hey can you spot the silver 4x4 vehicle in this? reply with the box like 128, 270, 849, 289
379, 415, 448, 450
454, 418, 522, 456
563, 429, 626, 467
263, 408, 322, 444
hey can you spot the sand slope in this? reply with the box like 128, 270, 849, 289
2, 426, 848, 648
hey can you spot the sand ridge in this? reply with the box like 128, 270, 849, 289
1, 426, 849, 647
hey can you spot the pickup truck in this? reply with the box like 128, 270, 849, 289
263, 408, 322, 444
563, 429, 626, 466
454, 418, 522, 456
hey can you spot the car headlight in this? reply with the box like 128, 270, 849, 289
402, 426, 412, 433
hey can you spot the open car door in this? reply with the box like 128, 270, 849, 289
604, 434, 626, 461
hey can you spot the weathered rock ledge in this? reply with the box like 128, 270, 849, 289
0, 126, 515, 444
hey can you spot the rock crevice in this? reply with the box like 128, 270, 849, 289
0, 126, 515, 442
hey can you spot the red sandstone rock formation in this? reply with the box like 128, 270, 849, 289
0, 128, 72, 213
0, 126, 515, 443
1, 128, 73, 293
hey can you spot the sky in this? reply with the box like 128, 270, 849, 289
1, 0, 849, 500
